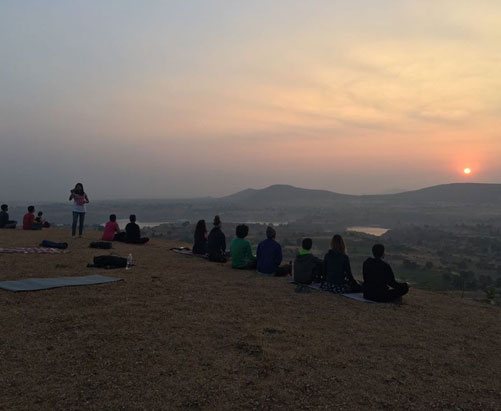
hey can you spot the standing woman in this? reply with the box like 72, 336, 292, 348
69, 183, 89, 238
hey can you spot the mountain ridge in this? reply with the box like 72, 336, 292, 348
221, 182, 501, 205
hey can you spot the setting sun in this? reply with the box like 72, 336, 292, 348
463, 168, 472, 175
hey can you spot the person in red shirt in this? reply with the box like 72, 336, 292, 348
102, 214, 122, 241
23, 205, 36, 230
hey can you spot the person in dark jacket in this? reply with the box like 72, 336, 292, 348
363, 244, 409, 302
256, 226, 290, 276
322, 234, 362, 293
193, 219, 208, 255
293, 238, 323, 284
0, 204, 17, 229
207, 215, 227, 262
125, 214, 149, 244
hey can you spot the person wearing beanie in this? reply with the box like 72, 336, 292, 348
293, 238, 323, 284
0, 204, 17, 229
256, 225, 290, 276
207, 215, 227, 262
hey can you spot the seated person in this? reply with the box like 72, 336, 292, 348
207, 215, 227, 262
125, 214, 149, 244
193, 219, 208, 255
293, 238, 323, 284
102, 214, 122, 241
256, 226, 290, 276
322, 234, 362, 293
363, 244, 409, 303
35, 211, 51, 228
230, 224, 257, 269
23, 206, 42, 230
0, 204, 17, 229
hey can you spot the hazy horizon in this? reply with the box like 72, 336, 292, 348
6, 180, 501, 205
2, 1, 501, 202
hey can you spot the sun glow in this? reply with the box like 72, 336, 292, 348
463, 167, 472, 175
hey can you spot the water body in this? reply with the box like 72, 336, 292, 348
109, 220, 186, 229
107, 220, 288, 229
346, 226, 390, 237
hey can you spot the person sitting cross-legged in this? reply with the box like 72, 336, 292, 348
207, 215, 227, 262
193, 219, 208, 255
256, 226, 290, 276
230, 224, 257, 269
293, 238, 323, 285
102, 214, 122, 241
322, 234, 362, 293
35, 211, 51, 228
0, 204, 17, 229
23, 205, 43, 230
363, 244, 409, 303
125, 214, 149, 244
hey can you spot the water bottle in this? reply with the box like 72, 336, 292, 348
126, 253, 133, 270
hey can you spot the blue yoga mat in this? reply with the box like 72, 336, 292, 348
0, 274, 123, 292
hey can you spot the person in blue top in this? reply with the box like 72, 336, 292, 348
256, 226, 290, 276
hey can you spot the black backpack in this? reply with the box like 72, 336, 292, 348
89, 241, 112, 249
40, 240, 68, 250
90, 255, 127, 269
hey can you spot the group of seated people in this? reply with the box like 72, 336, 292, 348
193, 216, 291, 275
294, 236, 409, 302
193, 215, 408, 303
0, 204, 51, 230
102, 214, 149, 244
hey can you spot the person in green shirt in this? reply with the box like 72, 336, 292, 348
230, 224, 257, 269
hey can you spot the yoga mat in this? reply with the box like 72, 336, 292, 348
289, 281, 376, 303
0, 247, 68, 254
0, 274, 123, 292
289, 280, 322, 290
170, 248, 207, 258
171, 248, 193, 256
341, 292, 376, 303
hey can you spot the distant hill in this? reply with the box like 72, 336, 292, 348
380, 183, 501, 204
221, 184, 355, 206
221, 183, 501, 206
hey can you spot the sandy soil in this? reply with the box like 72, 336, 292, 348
0, 228, 500, 410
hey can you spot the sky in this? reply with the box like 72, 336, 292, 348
1, 0, 501, 201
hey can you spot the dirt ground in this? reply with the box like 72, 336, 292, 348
0, 228, 500, 410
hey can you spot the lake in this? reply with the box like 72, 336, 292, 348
107, 220, 287, 229
109, 220, 185, 229
346, 226, 390, 237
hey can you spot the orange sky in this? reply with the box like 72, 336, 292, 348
1, 1, 500, 200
